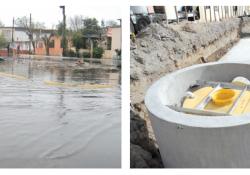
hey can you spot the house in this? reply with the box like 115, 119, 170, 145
77, 26, 121, 59
0, 27, 63, 56
35, 35, 63, 56
0, 27, 31, 56
102, 26, 121, 59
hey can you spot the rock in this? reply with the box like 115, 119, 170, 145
161, 37, 167, 41
134, 55, 145, 64
157, 53, 162, 59
140, 41, 148, 47
130, 110, 164, 168
142, 48, 151, 54
131, 44, 137, 50
170, 38, 176, 42
130, 144, 152, 168
153, 33, 161, 40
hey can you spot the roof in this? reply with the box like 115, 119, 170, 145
0, 27, 55, 33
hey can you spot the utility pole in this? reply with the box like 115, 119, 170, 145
60, 5, 67, 56
29, 13, 32, 54
11, 18, 14, 42
10, 17, 15, 56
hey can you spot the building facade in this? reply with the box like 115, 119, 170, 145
35, 36, 63, 56
102, 26, 121, 59
0, 27, 63, 56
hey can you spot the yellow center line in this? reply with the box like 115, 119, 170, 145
0, 72, 27, 80
44, 80, 113, 89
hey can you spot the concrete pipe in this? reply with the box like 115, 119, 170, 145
145, 62, 250, 168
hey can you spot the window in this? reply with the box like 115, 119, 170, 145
107, 37, 112, 50
49, 40, 54, 48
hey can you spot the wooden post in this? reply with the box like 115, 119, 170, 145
209, 6, 212, 22
221, 6, 224, 19
175, 6, 179, 23
218, 6, 221, 21
90, 39, 93, 62
185, 6, 188, 20
204, 6, 207, 23
224, 6, 227, 19
231, 6, 233, 17
213, 6, 217, 21
165, 7, 168, 25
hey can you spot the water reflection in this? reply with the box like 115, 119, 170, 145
0, 58, 121, 168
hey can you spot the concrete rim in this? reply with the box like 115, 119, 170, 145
145, 62, 250, 128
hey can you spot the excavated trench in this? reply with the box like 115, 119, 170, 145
130, 17, 250, 168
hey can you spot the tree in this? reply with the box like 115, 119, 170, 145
41, 33, 54, 56
82, 18, 101, 36
15, 16, 46, 54
71, 18, 101, 51
56, 22, 64, 36
72, 31, 84, 56
93, 47, 104, 58
70, 17, 104, 58
0, 34, 7, 48
105, 20, 119, 27
101, 19, 105, 28
69, 15, 84, 32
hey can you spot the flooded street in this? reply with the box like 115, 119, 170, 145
0, 58, 121, 168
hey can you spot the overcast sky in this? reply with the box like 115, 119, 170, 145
0, 0, 121, 28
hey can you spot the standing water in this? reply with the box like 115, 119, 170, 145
0, 57, 121, 168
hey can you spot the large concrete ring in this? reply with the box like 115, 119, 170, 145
145, 62, 250, 168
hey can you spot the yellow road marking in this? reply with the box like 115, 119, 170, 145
0, 72, 27, 80
44, 80, 113, 89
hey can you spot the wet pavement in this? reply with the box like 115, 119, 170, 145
0, 57, 121, 168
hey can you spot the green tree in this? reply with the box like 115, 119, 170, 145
93, 47, 104, 58
72, 31, 84, 56
82, 18, 101, 36
56, 22, 68, 36
70, 17, 104, 58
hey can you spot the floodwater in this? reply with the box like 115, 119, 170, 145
0, 58, 121, 168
